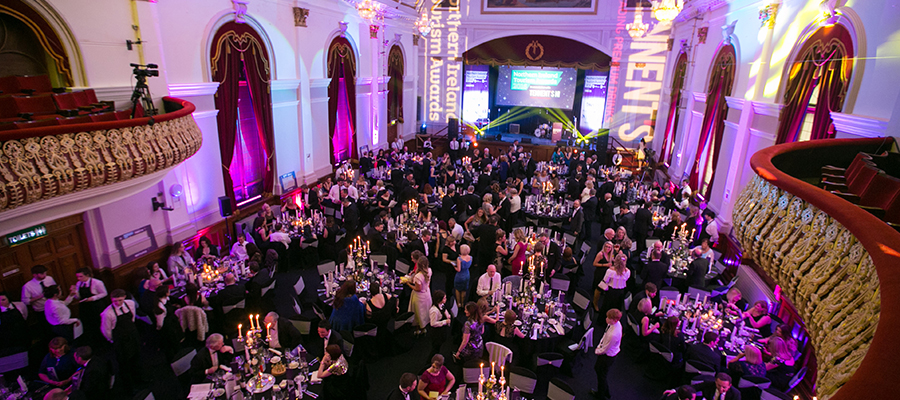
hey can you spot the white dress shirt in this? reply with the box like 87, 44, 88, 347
45, 297, 78, 326
269, 231, 292, 247
601, 268, 631, 290
269, 325, 281, 349
328, 185, 341, 204
706, 219, 720, 243
450, 224, 465, 241
346, 185, 359, 201
100, 300, 137, 342
509, 196, 521, 214
476, 273, 502, 297
429, 305, 451, 328
231, 241, 249, 261
0, 301, 28, 320
22, 276, 56, 312
75, 278, 108, 302
594, 321, 622, 357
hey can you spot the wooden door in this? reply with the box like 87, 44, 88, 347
387, 123, 398, 146
0, 214, 90, 299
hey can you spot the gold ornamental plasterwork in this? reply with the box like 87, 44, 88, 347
0, 115, 202, 213
733, 176, 881, 400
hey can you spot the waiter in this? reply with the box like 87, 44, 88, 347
71, 268, 108, 345
0, 292, 29, 350
101, 289, 141, 392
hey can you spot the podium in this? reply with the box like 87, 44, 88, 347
551, 122, 563, 142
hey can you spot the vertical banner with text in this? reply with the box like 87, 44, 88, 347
426, 0, 462, 124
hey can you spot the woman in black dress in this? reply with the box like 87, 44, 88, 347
320, 216, 339, 262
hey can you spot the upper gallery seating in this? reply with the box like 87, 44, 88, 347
0, 74, 130, 130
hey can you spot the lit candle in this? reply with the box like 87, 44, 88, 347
491, 361, 495, 377
250, 315, 255, 331
238, 323, 242, 338
255, 314, 260, 331
266, 322, 272, 341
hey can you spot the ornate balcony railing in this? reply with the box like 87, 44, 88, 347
0, 97, 201, 213
733, 137, 898, 400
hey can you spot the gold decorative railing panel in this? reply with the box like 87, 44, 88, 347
0, 108, 201, 212
733, 176, 880, 399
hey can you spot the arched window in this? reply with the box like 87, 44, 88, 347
328, 37, 358, 165
0, 0, 74, 87
689, 44, 735, 200
660, 52, 688, 166
210, 22, 275, 206
775, 24, 853, 144
387, 45, 404, 145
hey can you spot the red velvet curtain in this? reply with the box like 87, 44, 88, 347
210, 22, 273, 205
328, 37, 358, 166
689, 45, 735, 199
387, 46, 404, 125
661, 52, 688, 166
775, 25, 853, 144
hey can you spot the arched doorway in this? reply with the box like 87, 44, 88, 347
209, 21, 275, 207
327, 37, 358, 165
387, 45, 404, 145
775, 24, 854, 144
689, 44, 736, 199
0, 0, 74, 87
660, 52, 688, 166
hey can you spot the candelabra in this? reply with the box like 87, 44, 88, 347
476, 362, 509, 400
236, 315, 276, 392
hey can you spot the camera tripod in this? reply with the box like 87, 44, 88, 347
130, 74, 158, 119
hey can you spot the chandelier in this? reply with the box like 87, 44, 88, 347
414, 12, 432, 37
651, 0, 684, 23
627, 10, 650, 38
356, 0, 380, 22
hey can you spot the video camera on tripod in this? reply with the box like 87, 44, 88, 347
129, 63, 159, 119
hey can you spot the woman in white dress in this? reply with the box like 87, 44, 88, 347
406, 257, 433, 335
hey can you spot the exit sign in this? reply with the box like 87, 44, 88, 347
5, 224, 48, 246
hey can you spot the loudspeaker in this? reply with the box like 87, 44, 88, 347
448, 118, 459, 140
522, 138, 532, 144
509, 123, 520, 134
219, 196, 233, 217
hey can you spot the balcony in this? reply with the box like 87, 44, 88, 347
0, 97, 201, 235
733, 137, 898, 400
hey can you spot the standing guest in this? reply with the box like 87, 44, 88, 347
454, 302, 484, 363
387, 373, 421, 400
406, 258, 433, 335
44, 285, 80, 341
264, 312, 304, 350
454, 245, 473, 307
341, 196, 360, 237
22, 264, 56, 318
634, 200, 654, 254
38, 337, 78, 389
592, 241, 615, 312
318, 344, 350, 400
190, 333, 234, 383
100, 289, 141, 392
508, 229, 527, 276
569, 199, 584, 239
440, 236, 459, 294
508, 188, 521, 227
229, 234, 250, 261
428, 291, 452, 359
418, 354, 456, 399
167, 242, 194, 279
70, 346, 112, 400
617, 204, 635, 239
597, 254, 630, 325
329, 280, 365, 332
685, 331, 723, 372
742, 301, 773, 338
475, 265, 502, 299
593, 309, 623, 400
0, 292, 29, 350
70, 268, 107, 344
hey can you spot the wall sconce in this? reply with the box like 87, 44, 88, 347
151, 195, 174, 212
169, 184, 184, 199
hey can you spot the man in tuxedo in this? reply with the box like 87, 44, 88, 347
368, 220, 386, 253
70, 346, 112, 400
463, 186, 481, 217
634, 201, 654, 254
475, 216, 500, 275
693, 373, 741, 400
190, 334, 235, 383
496, 190, 511, 230
538, 233, 562, 279
569, 199, 584, 239
582, 191, 598, 241
209, 273, 246, 311
600, 193, 616, 230
652, 240, 671, 265
662, 385, 697, 400
684, 248, 710, 291
617, 205, 635, 239
642, 249, 669, 291
439, 184, 458, 222
264, 312, 303, 349
386, 372, 420, 400
475, 166, 492, 194
315, 320, 344, 359
685, 331, 722, 372
403, 232, 426, 262
341, 197, 360, 237
629, 283, 660, 315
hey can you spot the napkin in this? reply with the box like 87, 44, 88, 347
310, 371, 322, 384
187, 383, 213, 400
553, 322, 565, 335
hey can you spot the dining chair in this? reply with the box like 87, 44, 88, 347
293, 276, 306, 296
547, 378, 575, 400
550, 275, 570, 292
462, 359, 490, 384
317, 260, 337, 275
738, 375, 771, 390
0, 351, 28, 374
486, 342, 513, 369
507, 366, 538, 394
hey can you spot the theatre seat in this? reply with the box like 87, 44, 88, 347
15, 118, 61, 129
11, 94, 63, 119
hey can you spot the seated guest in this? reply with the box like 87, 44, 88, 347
692, 238, 715, 261
365, 280, 398, 326
658, 317, 686, 364
269, 223, 292, 249
560, 247, 579, 281
715, 287, 748, 316
194, 236, 220, 260
167, 242, 194, 278
665, 373, 740, 400
44, 285, 80, 341
38, 337, 78, 388
0, 291, 29, 351
742, 300, 773, 338
418, 354, 456, 399
760, 324, 799, 359
495, 310, 525, 339
630, 282, 660, 315
230, 235, 250, 261
368, 220, 386, 253
685, 331, 722, 372
184, 283, 208, 308
642, 249, 669, 291
43, 388, 68, 400
387, 373, 421, 400
663, 385, 697, 400
475, 265, 502, 298
315, 320, 344, 359
70, 346, 112, 400
318, 344, 350, 400
726, 344, 767, 382
146, 261, 171, 285
208, 273, 246, 311
190, 333, 235, 383
635, 297, 660, 343
329, 280, 365, 332
264, 312, 303, 349
765, 337, 796, 392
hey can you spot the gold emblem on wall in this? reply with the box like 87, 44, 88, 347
525, 40, 544, 61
